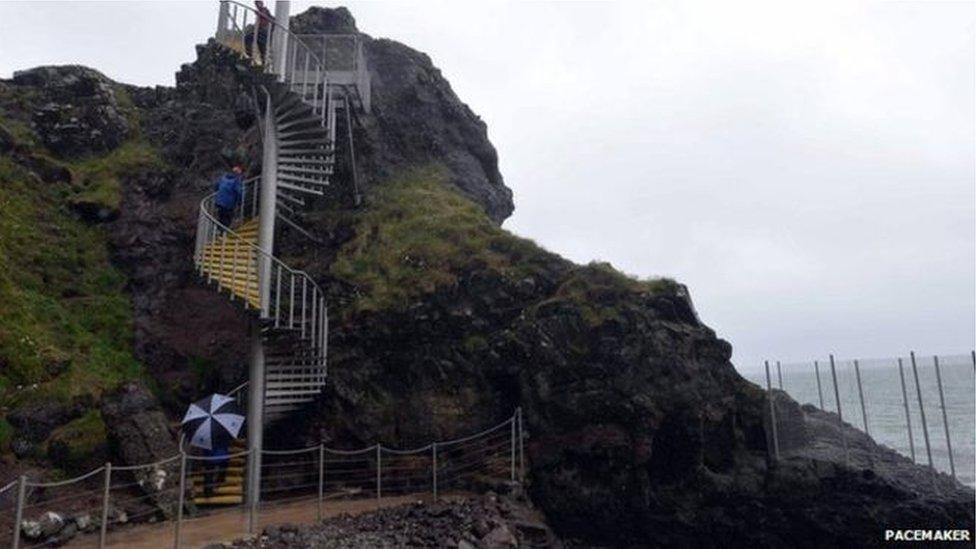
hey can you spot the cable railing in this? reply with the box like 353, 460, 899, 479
3, 409, 525, 548
193, 179, 328, 362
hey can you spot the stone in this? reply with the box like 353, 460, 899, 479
482, 524, 518, 548
38, 511, 65, 538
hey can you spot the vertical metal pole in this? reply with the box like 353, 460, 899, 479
174, 452, 187, 549
933, 356, 955, 479
431, 443, 438, 500
829, 355, 849, 467
12, 475, 26, 549
99, 463, 111, 549
517, 407, 525, 482
247, 451, 256, 534
510, 417, 517, 481
247, 326, 265, 519
317, 444, 324, 522
897, 358, 916, 462
853, 359, 869, 435
971, 350, 975, 373
764, 360, 780, 461
814, 360, 825, 410
272, 1, 291, 80
776, 360, 783, 390
344, 96, 361, 206
216, 1, 230, 41
375, 445, 382, 500
257, 97, 278, 315
910, 351, 933, 468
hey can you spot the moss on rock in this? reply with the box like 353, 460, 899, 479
46, 410, 109, 474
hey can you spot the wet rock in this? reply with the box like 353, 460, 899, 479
12, 65, 130, 158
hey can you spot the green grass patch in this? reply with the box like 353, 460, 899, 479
0, 156, 143, 410
46, 410, 108, 473
330, 165, 555, 313
68, 140, 163, 215
544, 262, 679, 326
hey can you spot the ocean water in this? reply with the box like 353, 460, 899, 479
741, 354, 975, 488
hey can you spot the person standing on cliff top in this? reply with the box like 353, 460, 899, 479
214, 166, 243, 230
246, 1, 274, 65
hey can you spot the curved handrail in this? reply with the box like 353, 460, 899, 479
218, 0, 328, 76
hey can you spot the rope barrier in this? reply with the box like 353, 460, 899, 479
25, 467, 106, 488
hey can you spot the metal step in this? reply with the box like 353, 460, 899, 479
277, 180, 325, 196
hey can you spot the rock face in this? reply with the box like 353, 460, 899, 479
291, 9, 514, 223
225, 494, 560, 548
11, 65, 130, 157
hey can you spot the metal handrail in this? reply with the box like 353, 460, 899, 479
217, 0, 328, 79
195, 181, 329, 352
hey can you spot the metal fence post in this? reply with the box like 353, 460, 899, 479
828, 355, 849, 467
910, 351, 934, 468
972, 350, 975, 374
933, 356, 956, 480
764, 360, 780, 461
814, 360, 825, 410
853, 359, 869, 435
897, 358, 916, 462
510, 416, 517, 482
12, 475, 26, 549
99, 463, 111, 549
776, 360, 783, 390
517, 407, 525, 482
174, 452, 187, 549
431, 443, 438, 500
375, 445, 382, 500
317, 444, 324, 522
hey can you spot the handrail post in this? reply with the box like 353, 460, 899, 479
317, 444, 325, 522
814, 360, 825, 409
99, 463, 111, 548
854, 359, 869, 435
375, 445, 382, 500
431, 443, 438, 501
933, 355, 955, 479
910, 351, 934, 469
828, 354, 849, 467
776, 360, 783, 390
764, 360, 780, 461
12, 475, 26, 549
510, 416, 516, 481
897, 358, 916, 462
174, 452, 187, 549
517, 407, 525, 482
215, 1, 230, 41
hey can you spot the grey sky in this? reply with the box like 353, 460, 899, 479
1, 1, 973, 371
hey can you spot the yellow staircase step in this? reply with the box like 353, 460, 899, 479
194, 494, 243, 505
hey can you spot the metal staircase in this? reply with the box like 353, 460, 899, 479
193, 1, 368, 429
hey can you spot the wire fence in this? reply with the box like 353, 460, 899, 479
752, 352, 975, 489
2, 408, 525, 548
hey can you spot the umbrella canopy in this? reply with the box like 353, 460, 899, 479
181, 394, 245, 451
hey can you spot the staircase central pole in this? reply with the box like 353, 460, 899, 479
272, 1, 291, 79
247, 80, 281, 514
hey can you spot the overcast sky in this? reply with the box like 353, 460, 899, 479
1, 1, 973, 371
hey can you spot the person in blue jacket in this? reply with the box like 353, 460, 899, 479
214, 166, 243, 230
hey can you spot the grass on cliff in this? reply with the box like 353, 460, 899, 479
331, 165, 555, 313
68, 140, 162, 213
330, 165, 677, 321
0, 151, 144, 412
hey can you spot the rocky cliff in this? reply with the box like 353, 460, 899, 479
0, 6, 972, 548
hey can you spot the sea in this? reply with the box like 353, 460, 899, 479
740, 354, 975, 488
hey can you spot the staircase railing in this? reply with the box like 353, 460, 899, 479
193, 179, 328, 362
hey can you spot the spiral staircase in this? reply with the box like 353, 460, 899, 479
189, 1, 369, 505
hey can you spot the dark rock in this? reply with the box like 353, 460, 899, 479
12, 65, 130, 158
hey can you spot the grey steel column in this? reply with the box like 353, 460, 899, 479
776, 360, 783, 390
317, 444, 324, 522
853, 359, 869, 435
246, 325, 266, 513
764, 360, 780, 461
814, 360, 825, 409
272, 1, 291, 78
99, 463, 111, 548
933, 356, 955, 479
375, 445, 382, 500
174, 452, 187, 549
12, 475, 26, 549
432, 443, 438, 500
257, 101, 278, 315
897, 358, 916, 462
215, 1, 230, 41
829, 355, 849, 467
909, 351, 933, 468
